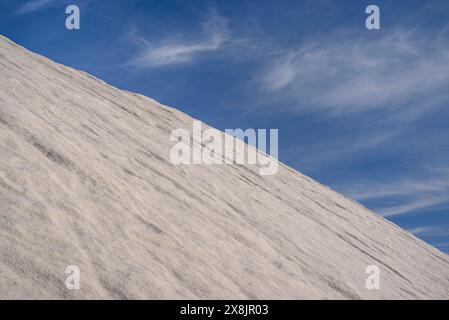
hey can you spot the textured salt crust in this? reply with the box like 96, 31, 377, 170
0, 35, 448, 299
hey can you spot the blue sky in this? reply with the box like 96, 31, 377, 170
1, 0, 449, 253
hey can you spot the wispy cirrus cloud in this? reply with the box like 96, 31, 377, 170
408, 226, 449, 237
259, 27, 449, 116
130, 12, 230, 67
341, 167, 449, 217
378, 196, 448, 217
15, 0, 56, 14
347, 178, 449, 201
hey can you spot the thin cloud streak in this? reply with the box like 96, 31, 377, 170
346, 179, 449, 201
259, 28, 449, 116
15, 0, 56, 14
408, 226, 449, 237
341, 168, 449, 217
379, 196, 448, 217
130, 12, 230, 67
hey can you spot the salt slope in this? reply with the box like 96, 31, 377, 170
0, 35, 448, 299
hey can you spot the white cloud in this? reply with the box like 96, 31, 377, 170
262, 53, 297, 90
378, 196, 448, 217
408, 226, 449, 237
15, 0, 56, 14
346, 178, 449, 201
259, 28, 449, 115
341, 168, 449, 217
131, 12, 230, 67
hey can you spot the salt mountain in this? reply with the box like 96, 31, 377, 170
0, 35, 448, 299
